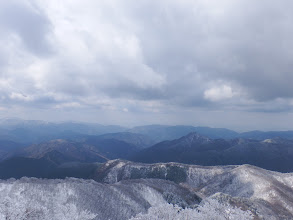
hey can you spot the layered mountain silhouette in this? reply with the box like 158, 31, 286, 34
0, 118, 126, 144
9, 137, 140, 163
2, 131, 293, 177
1, 119, 293, 219
1, 130, 155, 161
128, 125, 239, 141
0, 136, 140, 179
2, 118, 293, 148
95, 132, 155, 148
129, 124, 293, 141
0, 139, 24, 160
131, 132, 293, 172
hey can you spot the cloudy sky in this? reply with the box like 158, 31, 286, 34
0, 0, 293, 131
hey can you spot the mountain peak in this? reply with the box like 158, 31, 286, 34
262, 139, 275, 143
180, 132, 211, 145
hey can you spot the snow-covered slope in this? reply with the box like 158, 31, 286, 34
0, 177, 254, 220
94, 160, 293, 219
0, 177, 200, 220
1, 160, 293, 219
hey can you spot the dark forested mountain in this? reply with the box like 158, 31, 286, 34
82, 137, 139, 159
0, 139, 23, 151
0, 155, 101, 179
0, 139, 25, 160
0, 157, 57, 179
19, 139, 109, 162
8, 138, 139, 163
3, 130, 293, 177
131, 132, 293, 172
131, 132, 235, 164
0, 138, 110, 179
0, 133, 148, 179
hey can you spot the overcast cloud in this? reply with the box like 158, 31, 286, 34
1, 0, 293, 130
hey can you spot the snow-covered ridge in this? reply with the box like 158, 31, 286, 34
0, 177, 253, 220
94, 159, 293, 219
0, 177, 200, 220
1, 159, 293, 219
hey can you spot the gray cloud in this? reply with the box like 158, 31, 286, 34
127, 0, 293, 104
0, 0, 52, 56
1, 0, 293, 129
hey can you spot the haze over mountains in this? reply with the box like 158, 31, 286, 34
2, 0, 293, 218
1, 118, 293, 145
2, 119, 293, 176
0, 118, 125, 144
1, 119, 293, 219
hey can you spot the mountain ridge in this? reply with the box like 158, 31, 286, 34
131, 132, 293, 172
91, 159, 293, 219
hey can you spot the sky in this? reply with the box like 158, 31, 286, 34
0, 0, 293, 131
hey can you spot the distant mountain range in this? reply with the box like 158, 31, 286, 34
128, 125, 239, 141
0, 132, 150, 179
2, 119, 293, 175
0, 118, 126, 144
1, 119, 293, 146
2, 127, 293, 176
131, 132, 293, 172
1, 119, 293, 219
1, 136, 140, 164
95, 132, 155, 148
129, 124, 293, 141
2, 130, 293, 174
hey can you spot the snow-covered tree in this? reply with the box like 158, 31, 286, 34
130, 198, 253, 220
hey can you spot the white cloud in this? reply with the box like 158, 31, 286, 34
204, 85, 234, 102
